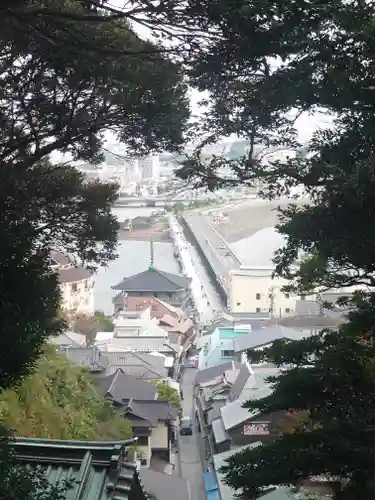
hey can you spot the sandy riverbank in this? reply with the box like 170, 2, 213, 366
211, 198, 310, 243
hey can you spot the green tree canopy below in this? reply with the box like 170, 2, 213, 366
73, 310, 114, 346
0, 348, 131, 441
153, 380, 182, 418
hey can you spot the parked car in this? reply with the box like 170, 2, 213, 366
180, 416, 193, 436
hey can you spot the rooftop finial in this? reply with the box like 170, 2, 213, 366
149, 239, 154, 270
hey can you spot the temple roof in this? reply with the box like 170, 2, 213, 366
112, 267, 191, 293
11, 437, 148, 500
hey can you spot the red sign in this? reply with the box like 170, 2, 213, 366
243, 422, 270, 436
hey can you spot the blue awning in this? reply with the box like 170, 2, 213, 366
202, 471, 221, 500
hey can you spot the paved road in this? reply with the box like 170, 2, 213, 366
178, 366, 205, 500
183, 212, 241, 285
187, 241, 224, 320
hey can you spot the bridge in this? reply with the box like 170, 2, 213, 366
181, 211, 241, 304
181, 197, 311, 304
114, 195, 248, 208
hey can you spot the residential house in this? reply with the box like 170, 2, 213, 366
95, 369, 177, 469
211, 442, 293, 500
267, 299, 347, 336
112, 242, 191, 310
50, 251, 94, 316
233, 325, 307, 363
200, 312, 266, 338
62, 347, 168, 380
123, 399, 178, 469
197, 325, 252, 369
11, 436, 148, 500
210, 365, 287, 456
194, 361, 242, 386
50, 330, 86, 348
139, 469, 191, 500
95, 369, 158, 402
95, 335, 177, 357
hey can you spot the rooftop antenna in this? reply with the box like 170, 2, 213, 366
149, 238, 155, 270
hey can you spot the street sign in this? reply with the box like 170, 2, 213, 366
243, 422, 270, 436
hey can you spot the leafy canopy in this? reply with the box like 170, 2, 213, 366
134, 1, 375, 499
153, 380, 182, 417
0, 347, 132, 441
0, 0, 190, 391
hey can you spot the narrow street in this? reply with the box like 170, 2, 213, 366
178, 365, 206, 500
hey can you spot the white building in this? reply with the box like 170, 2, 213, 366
50, 252, 94, 316
227, 266, 316, 318
137, 155, 160, 181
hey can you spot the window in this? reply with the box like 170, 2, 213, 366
300, 295, 306, 301
285, 293, 290, 299
71, 283, 77, 292
256, 307, 261, 313
285, 308, 291, 313
221, 350, 234, 358
256, 293, 261, 300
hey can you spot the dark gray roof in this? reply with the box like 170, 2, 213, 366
62, 347, 107, 372
50, 332, 86, 348
102, 352, 167, 379
195, 361, 242, 385
96, 370, 157, 403
124, 399, 178, 426
228, 362, 253, 402
233, 325, 306, 353
140, 469, 190, 500
58, 266, 92, 283
112, 268, 191, 292
268, 313, 346, 329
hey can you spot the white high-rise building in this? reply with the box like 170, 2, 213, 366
138, 155, 160, 181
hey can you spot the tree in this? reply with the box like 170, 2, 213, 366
153, 380, 182, 417
0, 0, 189, 390
73, 310, 114, 346
172, 201, 185, 214
0, 348, 132, 441
148, 1, 375, 498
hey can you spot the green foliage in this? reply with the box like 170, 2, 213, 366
0, 348, 132, 441
73, 310, 114, 346
172, 201, 185, 214
223, 293, 375, 499
153, 380, 182, 417
0, 0, 189, 392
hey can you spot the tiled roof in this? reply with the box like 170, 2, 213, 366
50, 331, 86, 348
221, 384, 274, 430
95, 369, 157, 403
228, 362, 254, 402
233, 325, 306, 353
212, 417, 229, 444
112, 267, 191, 292
58, 266, 92, 283
11, 437, 148, 500
195, 361, 242, 385
101, 352, 167, 379
124, 399, 178, 426
140, 468, 190, 500
59, 347, 107, 372
96, 336, 177, 353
